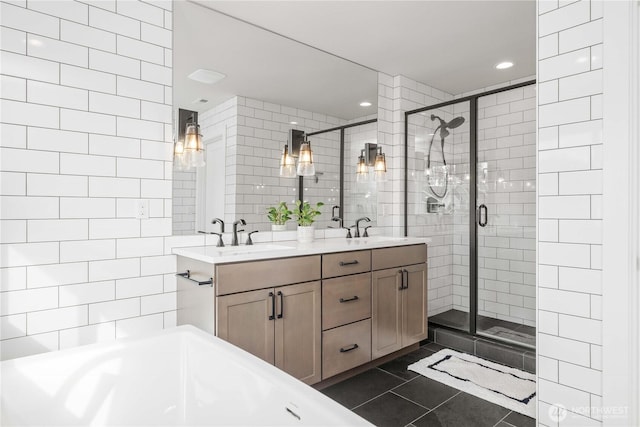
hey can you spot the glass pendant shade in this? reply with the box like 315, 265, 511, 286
174, 121, 205, 170
279, 145, 297, 178
373, 148, 387, 182
184, 123, 202, 151
296, 141, 316, 176
356, 151, 368, 182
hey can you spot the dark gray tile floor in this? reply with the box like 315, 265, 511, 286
321, 342, 536, 427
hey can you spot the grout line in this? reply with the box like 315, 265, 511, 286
375, 366, 412, 382
493, 411, 515, 427
406, 391, 463, 426
389, 390, 433, 411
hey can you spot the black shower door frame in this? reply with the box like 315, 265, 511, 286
404, 80, 536, 337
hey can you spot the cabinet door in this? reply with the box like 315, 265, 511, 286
372, 268, 403, 358
274, 281, 321, 385
402, 263, 428, 346
217, 289, 275, 364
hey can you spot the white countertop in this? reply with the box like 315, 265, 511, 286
173, 236, 430, 265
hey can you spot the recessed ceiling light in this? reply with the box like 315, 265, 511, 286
495, 61, 514, 70
188, 69, 226, 85
290, 121, 298, 125
359, 101, 372, 107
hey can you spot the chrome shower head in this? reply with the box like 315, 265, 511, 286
447, 116, 465, 129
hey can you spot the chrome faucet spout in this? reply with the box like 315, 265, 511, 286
212, 218, 225, 233
231, 219, 246, 246
354, 217, 371, 238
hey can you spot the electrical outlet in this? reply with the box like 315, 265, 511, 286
136, 200, 149, 219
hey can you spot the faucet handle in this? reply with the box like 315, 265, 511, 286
211, 232, 225, 247
246, 230, 258, 246
363, 226, 372, 238
342, 226, 353, 239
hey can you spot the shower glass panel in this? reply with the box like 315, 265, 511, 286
407, 101, 471, 332
475, 86, 536, 348
344, 121, 378, 228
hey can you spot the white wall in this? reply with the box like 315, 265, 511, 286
0, 0, 177, 360
536, 0, 604, 425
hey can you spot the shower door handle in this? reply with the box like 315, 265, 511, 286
478, 204, 488, 227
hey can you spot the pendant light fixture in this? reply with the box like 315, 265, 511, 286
296, 139, 316, 177
356, 142, 387, 183
373, 145, 387, 182
174, 109, 205, 171
356, 149, 369, 182
279, 145, 297, 178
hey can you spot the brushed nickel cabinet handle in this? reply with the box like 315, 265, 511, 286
339, 260, 359, 266
339, 296, 359, 303
339, 344, 359, 353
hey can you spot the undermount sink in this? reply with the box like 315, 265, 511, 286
210, 244, 295, 256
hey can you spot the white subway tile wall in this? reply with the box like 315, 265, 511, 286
537, 0, 603, 424
0, 0, 179, 360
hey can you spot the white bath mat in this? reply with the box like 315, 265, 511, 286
408, 349, 536, 418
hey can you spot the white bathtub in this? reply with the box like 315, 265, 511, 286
1, 325, 371, 426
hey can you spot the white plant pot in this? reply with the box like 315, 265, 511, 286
297, 225, 315, 243
271, 224, 287, 231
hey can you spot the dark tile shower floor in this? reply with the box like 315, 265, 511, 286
430, 309, 535, 348
321, 341, 535, 427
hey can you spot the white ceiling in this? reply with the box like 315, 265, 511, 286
175, 0, 535, 120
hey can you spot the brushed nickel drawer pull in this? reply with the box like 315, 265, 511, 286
277, 291, 284, 319
339, 343, 359, 353
268, 292, 275, 320
339, 260, 359, 266
176, 270, 213, 287
339, 296, 359, 303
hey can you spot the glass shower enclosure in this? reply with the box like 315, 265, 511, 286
405, 81, 536, 349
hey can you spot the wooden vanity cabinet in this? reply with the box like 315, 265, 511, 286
177, 254, 322, 385
371, 245, 428, 359
320, 250, 373, 380
217, 280, 321, 385
178, 242, 428, 385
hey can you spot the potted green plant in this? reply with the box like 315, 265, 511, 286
266, 202, 293, 231
293, 200, 324, 243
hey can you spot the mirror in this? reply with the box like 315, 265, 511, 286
172, 1, 379, 235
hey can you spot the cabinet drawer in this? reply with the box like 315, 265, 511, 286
372, 244, 427, 270
322, 250, 371, 278
322, 319, 372, 379
215, 255, 321, 295
322, 273, 371, 330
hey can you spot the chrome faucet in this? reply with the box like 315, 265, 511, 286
354, 217, 371, 238
231, 219, 246, 246
212, 218, 225, 233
